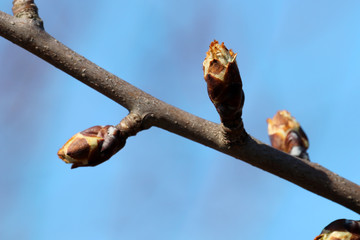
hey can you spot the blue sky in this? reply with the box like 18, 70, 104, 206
1, 1, 360, 239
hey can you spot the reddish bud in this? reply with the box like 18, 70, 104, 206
57, 125, 125, 169
314, 219, 360, 240
203, 40, 244, 128
267, 110, 309, 160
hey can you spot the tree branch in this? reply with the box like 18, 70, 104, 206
1, 10, 360, 213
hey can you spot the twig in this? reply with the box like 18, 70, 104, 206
1, 10, 360, 213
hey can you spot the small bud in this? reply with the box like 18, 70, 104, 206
12, 0, 43, 28
57, 125, 125, 169
314, 219, 360, 240
267, 110, 309, 160
203, 40, 244, 128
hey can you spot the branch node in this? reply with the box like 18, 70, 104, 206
222, 122, 248, 146
116, 112, 143, 137
12, 0, 44, 29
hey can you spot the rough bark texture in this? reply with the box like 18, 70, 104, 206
1, 11, 360, 213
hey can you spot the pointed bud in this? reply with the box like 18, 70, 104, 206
203, 40, 244, 128
267, 110, 309, 160
314, 219, 360, 240
57, 125, 125, 169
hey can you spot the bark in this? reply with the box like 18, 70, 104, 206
1, 11, 360, 213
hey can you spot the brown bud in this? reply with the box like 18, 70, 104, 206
314, 219, 360, 240
203, 40, 244, 128
267, 110, 309, 160
57, 125, 125, 169
12, 0, 43, 28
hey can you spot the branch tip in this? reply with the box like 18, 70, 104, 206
203, 40, 246, 143
12, 0, 43, 29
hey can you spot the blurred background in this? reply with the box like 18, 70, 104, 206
1, 0, 360, 239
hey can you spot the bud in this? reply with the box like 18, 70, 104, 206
267, 110, 309, 160
12, 0, 44, 28
57, 125, 125, 169
203, 40, 244, 128
314, 219, 360, 240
